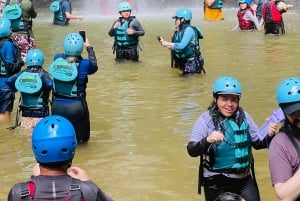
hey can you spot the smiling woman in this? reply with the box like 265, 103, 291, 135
187, 75, 277, 201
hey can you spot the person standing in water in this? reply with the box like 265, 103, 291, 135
232, 0, 261, 31
50, 32, 98, 143
268, 77, 300, 200
187, 76, 276, 201
203, 0, 226, 21
0, 18, 24, 122
5, 0, 37, 59
52, 0, 84, 26
158, 8, 205, 75
253, 0, 266, 24
262, 0, 293, 35
108, 1, 145, 62
7, 115, 113, 200
6, 49, 53, 129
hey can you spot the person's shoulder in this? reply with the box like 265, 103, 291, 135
128, 16, 137, 22
241, 109, 250, 116
199, 110, 211, 121
61, 0, 71, 8
80, 180, 100, 197
53, 53, 65, 60
186, 25, 199, 33
272, 131, 289, 141
269, 131, 291, 152
62, 0, 71, 5
8, 181, 29, 200
1, 39, 14, 48
80, 180, 113, 201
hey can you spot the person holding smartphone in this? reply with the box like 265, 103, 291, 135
108, 1, 145, 62
79, 30, 86, 42
49, 32, 98, 143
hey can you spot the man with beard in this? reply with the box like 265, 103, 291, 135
268, 77, 300, 200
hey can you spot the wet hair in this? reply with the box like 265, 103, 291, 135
214, 192, 244, 201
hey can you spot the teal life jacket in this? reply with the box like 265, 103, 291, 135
50, 0, 60, 12
209, 0, 223, 9
115, 16, 138, 47
49, 57, 78, 97
52, 0, 65, 21
3, 0, 25, 32
15, 71, 44, 107
208, 117, 252, 173
172, 24, 202, 60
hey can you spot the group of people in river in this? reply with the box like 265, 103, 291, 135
1, 0, 112, 199
205, 0, 293, 35
1, 0, 300, 200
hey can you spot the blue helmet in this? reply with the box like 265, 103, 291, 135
213, 76, 242, 96
64, 32, 84, 56
0, 17, 11, 38
238, 0, 252, 5
26, 49, 44, 67
118, 2, 131, 12
172, 8, 192, 21
32, 115, 77, 163
277, 77, 300, 104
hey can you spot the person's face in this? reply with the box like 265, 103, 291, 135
216, 94, 239, 117
286, 109, 300, 128
239, 3, 247, 9
120, 10, 131, 19
174, 18, 181, 28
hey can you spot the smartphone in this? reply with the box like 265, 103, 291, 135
157, 35, 161, 42
79, 30, 86, 42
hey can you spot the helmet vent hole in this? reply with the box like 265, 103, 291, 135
51, 123, 55, 128
41, 150, 48, 155
61, 148, 68, 153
